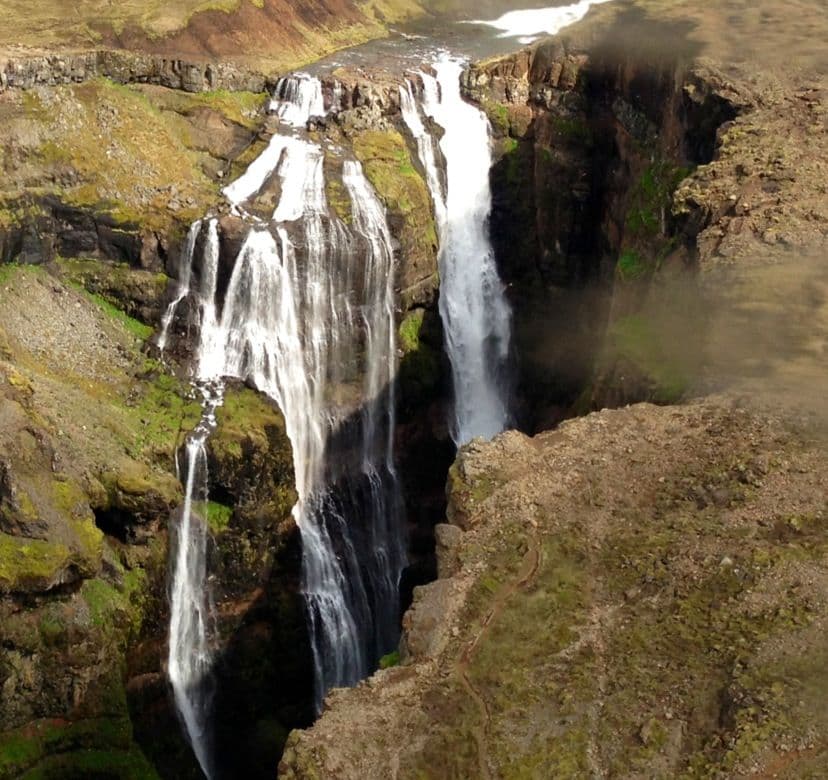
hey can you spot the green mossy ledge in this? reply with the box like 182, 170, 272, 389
0, 717, 159, 780
351, 129, 439, 308
205, 385, 298, 595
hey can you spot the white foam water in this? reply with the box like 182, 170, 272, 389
157, 219, 201, 352
163, 73, 406, 725
402, 57, 512, 445
167, 388, 222, 780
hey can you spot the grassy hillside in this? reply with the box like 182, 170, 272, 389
0, 0, 425, 73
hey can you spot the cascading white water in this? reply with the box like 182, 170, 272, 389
269, 73, 325, 126
167, 389, 222, 780
157, 219, 201, 351
399, 83, 447, 231
401, 57, 512, 446
162, 73, 406, 722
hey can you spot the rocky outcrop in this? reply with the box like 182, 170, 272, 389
0, 198, 173, 272
127, 385, 309, 780
0, 50, 271, 94
0, 266, 191, 778
0, 260, 305, 778
280, 397, 828, 778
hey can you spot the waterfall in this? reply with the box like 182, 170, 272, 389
161, 72, 406, 724
157, 219, 201, 351
268, 72, 325, 126
401, 57, 512, 446
167, 390, 222, 780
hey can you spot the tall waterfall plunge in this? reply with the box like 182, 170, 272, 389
161, 73, 405, 774
401, 57, 512, 446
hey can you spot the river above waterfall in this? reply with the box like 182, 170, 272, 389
305, 0, 614, 76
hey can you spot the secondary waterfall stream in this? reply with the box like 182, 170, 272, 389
161, 55, 513, 776
401, 56, 512, 445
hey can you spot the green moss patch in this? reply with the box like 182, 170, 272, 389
0, 717, 156, 780
211, 385, 286, 464
481, 99, 511, 136
352, 129, 437, 283
0, 533, 73, 594
119, 365, 202, 463
607, 314, 691, 403
83, 291, 153, 341
616, 249, 647, 281
379, 650, 400, 669
398, 309, 426, 354
204, 500, 233, 535
152, 88, 267, 130
625, 159, 692, 240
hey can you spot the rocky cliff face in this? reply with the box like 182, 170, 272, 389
462, 34, 826, 427
0, 258, 305, 778
280, 397, 828, 778
0, 51, 271, 94
278, 20, 828, 778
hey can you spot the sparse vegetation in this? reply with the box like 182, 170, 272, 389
625, 160, 692, 239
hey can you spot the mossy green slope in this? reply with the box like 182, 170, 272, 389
0, 263, 192, 776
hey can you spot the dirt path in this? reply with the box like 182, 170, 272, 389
456, 530, 543, 779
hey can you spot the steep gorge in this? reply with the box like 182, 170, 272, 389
0, 7, 826, 779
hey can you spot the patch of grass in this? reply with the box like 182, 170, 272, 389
0, 264, 22, 285
608, 314, 690, 402
352, 129, 438, 264
23, 748, 161, 779
0, 263, 48, 286
482, 100, 511, 136
379, 650, 400, 669
616, 249, 648, 281
0, 717, 154, 780
120, 368, 202, 462
398, 309, 425, 354
204, 500, 233, 534
183, 89, 266, 128
625, 159, 692, 239
81, 578, 124, 629
84, 291, 153, 341
324, 168, 353, 224
81, 568, 149, 639
0, 730, 42, 778
210, 386, 291, 480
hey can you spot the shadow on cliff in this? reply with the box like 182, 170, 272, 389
483, 9, 726, 431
